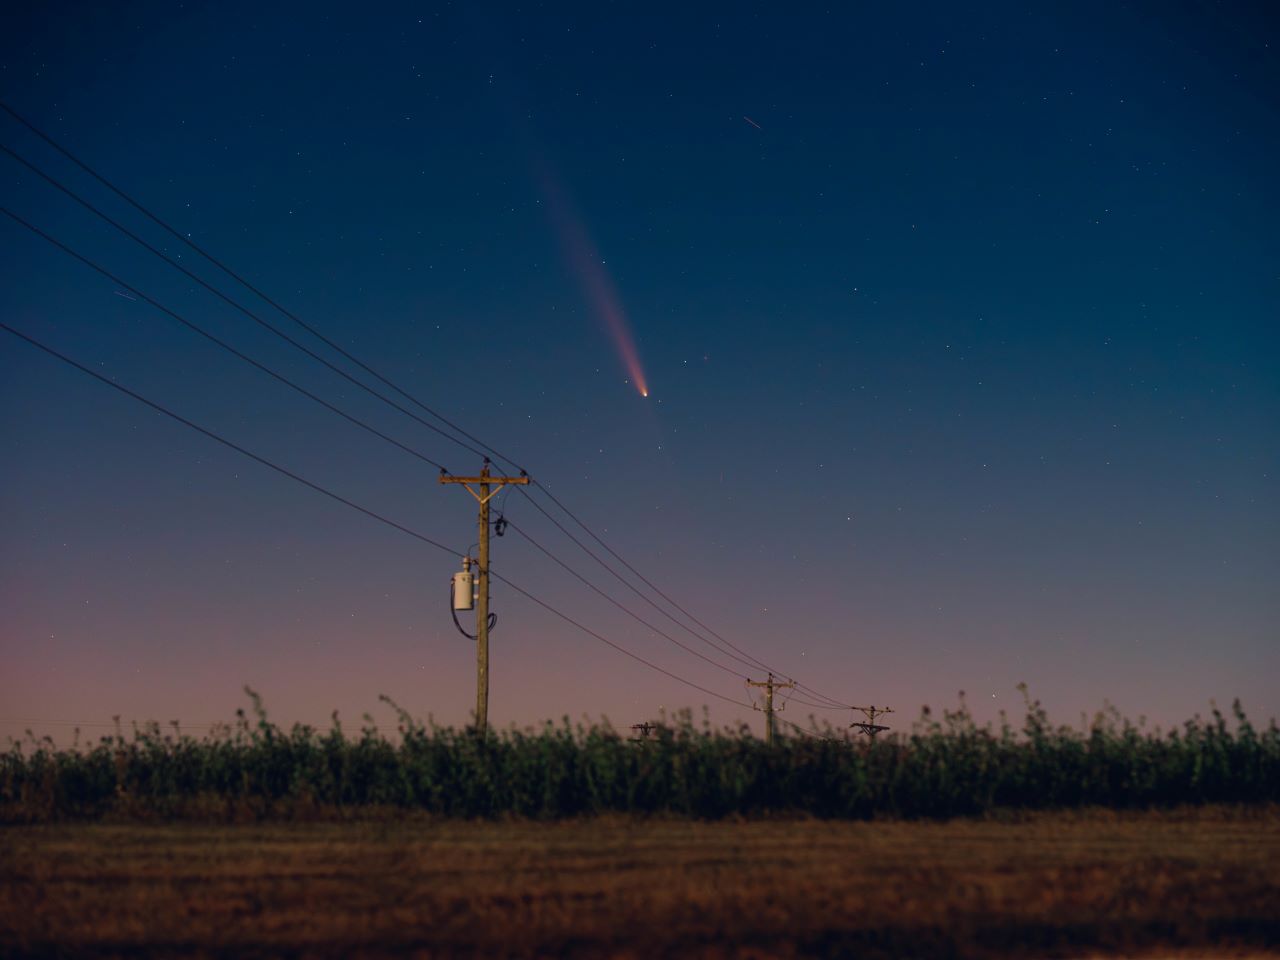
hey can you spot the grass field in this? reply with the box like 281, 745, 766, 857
6, 694, 1277, 822
3, 806, 1278, 958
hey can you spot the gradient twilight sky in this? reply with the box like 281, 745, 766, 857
1, 2, 1276, 742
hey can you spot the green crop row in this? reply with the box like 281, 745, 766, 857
2, 689, 1276, 821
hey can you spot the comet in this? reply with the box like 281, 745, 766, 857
538, 164, 650, 398
743, 116, 762, 130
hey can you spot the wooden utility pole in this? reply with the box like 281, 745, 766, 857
850, 704, 894, 739
439, 459, 528, 734
747, 673, 794, 745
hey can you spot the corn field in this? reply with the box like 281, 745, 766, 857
3, 688, 1277, 821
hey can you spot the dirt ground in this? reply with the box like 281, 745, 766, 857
2, 806, 1278, 958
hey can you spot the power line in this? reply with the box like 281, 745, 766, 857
0, 207, 454, 473
503, 517, 750, 681
1, 320, 461, 555
510, 490, 774, 676
0, 141, 490, 464
515, 488, 856, 711
490, 570, 755, 711
0, 321, 755, 714
787, 693, 855, 711
524, 483, 854, 710
1, 103, 853, 711
0, 100, 520, 471
774, 715, 847, 742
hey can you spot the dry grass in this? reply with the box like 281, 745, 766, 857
2, 806, 1278, 958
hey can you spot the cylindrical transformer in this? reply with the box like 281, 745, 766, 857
452, 569, 475, 611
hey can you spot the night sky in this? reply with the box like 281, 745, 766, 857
2, 2, 1276, 742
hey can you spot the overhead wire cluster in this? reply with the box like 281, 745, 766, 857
0, 100, 858, 723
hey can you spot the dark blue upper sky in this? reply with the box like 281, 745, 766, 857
2, 1, 1276, 738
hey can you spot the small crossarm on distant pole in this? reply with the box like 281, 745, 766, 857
850, 704, 894, 738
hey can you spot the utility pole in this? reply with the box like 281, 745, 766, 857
850, 704, 894, 739
747, 672, 794, 745
439, 459, 528, 734
629, 721, 658, 743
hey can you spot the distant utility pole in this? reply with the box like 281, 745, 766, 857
747, 673, 794, 745
850, 704, 894, 739
439, 459, 528, 734
629, 721, 658, 743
